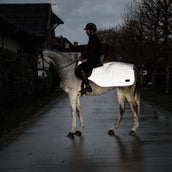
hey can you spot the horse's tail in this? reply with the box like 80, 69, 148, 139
134, 66, 141, 116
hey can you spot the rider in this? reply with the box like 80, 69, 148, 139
76, 23, 101, 94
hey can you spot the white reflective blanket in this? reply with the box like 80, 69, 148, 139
88, 62, 135, 87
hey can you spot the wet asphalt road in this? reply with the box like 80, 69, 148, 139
0, 90, 172, 172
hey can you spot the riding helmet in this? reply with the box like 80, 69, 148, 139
84, 23, 97, 32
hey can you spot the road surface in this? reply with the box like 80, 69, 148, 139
0, 90, 172, 172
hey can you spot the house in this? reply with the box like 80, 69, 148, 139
54, 36, 88, 60
54, 36, 74, 52
0, 3, 63, 53
0, 14, 31, 53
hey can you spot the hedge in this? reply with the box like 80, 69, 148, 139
0, 49, 60, 109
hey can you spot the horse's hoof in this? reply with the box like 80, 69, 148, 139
129, 130, 136, 136
67, 132, 74, 138
75, 131, 81, 136
108, 130, 115, 136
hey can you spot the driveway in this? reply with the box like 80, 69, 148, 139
0, 90, 172, 172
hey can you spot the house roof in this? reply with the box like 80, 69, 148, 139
0, 14, 31, 39
0, 3, 64, 38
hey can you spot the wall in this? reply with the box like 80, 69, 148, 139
64, 52, 81, 60
0, 34, 20, 53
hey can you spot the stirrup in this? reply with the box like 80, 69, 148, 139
79, 89, 86, 96
79, 80, 92, 96
79, 86, 92, 96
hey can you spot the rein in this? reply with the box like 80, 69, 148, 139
59, 60, 78, 70
38, 55, 79, 71
59, 59, 87, 70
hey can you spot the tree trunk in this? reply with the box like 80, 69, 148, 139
151, 67, 156, 89
165, 62, 170, 94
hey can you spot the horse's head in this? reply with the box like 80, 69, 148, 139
37, 51, 52, 79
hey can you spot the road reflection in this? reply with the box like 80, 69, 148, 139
69, 136, 85, 172
113, 135, 144, 172
69, 135, 143, 172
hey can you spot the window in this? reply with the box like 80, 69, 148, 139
74, 54, 78, 60
65, 42, 69, 49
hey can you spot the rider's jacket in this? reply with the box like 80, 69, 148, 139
82, 34, 101, 67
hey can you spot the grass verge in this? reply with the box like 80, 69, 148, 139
0, 89, 64, 137
141, 88, 172, 112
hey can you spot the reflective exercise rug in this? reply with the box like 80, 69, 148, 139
88, 62, 135, 87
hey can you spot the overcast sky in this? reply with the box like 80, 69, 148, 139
0, 0, 132, 45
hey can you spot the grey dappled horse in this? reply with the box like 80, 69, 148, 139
37, 50, 140, 138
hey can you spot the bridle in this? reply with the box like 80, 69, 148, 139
37, 52, 84, 72
37, 54, 51, 71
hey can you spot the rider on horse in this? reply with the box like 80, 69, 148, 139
76, 23, 101, 95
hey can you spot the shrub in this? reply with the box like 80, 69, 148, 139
0, 49, 62, 136
0, 49, 61, 109
0, 49, 36, 108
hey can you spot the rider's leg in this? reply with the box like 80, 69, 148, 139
80, 70, 92, 92
76, 63, 92, 93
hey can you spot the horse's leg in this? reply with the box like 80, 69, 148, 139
75, 95, 84, 136
67, 93, 77, 138
108, 88, 125, 136
135, 90, 140, 117
125, 93, 139, 136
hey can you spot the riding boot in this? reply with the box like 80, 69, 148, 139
80, 81, 86, 96
80, 70, 92, 93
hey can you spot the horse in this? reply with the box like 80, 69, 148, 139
37, 50, 140, 138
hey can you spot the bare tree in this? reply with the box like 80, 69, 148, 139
157, 0, 172, 93
97, 0, 172, 92
97, 27, 119, 60
121, 0, 172, 92
141, 0, 161, 89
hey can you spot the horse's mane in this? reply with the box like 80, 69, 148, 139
42, 49, 74, 63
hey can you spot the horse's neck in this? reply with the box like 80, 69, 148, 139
46, 51, 75, 76
44, 51, 72, 67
